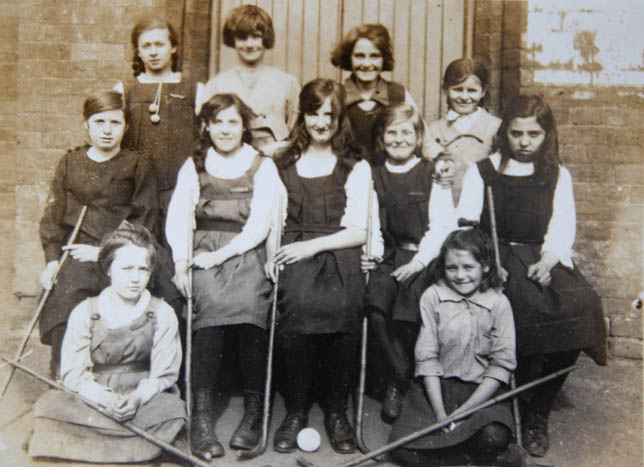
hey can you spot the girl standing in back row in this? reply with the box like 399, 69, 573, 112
202, 4, 300, 157
457, 94, 607, 458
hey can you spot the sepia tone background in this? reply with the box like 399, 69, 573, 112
0, 0, 641, 465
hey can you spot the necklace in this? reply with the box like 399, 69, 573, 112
148, 82, 162, 123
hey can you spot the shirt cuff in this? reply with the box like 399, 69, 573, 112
484, 365, 512, 385
415, 359, 444, 378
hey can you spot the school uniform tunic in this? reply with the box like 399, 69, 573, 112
166, 144, 279, 330
366, 157, 455, 323
29, 289, 185, 463
276, 158, 371, 336
390, 283, 516, 449
425, 108, 501, 203
458, 153, 607, 364
38, 146, 159, 344
122, 75, 197, 215
342, 76, 410, 163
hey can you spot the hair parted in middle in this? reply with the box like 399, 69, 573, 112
222, 4, 275, 49
275, 78, 355, 168
130, 17, 180, 77
330, 23, 394, 72
494, 94, 561, 184
98, 222, 158, 276
373, 104, 426, 160
429, 227, 502, 293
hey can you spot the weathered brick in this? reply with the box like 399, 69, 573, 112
615, 164, 644, 185
571, 107, 603, 125
608, 337, 643, 360
70, 43, 125, 62
611, 316, 643, 339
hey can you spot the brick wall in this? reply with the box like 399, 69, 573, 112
474, 0, 644, 359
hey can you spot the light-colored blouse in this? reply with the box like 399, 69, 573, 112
457, 152, 576, 268
61, 288, 181, 406
166, 143, 281, 264
415, 282, 516, 385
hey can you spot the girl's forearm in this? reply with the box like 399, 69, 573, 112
423, 376, 448, 419
453, 377, 501, 414
307, 226, 365, 254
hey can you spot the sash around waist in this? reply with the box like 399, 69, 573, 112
196, 219, 243, 233
93, 360, 150, 375
285, 223, 344, 234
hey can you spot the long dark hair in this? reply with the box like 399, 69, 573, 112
275, 79, 355, 168
193, 93, 256, 172
130, 17, 179, 77
494, 94, 560, 183
429, 228, 502, 293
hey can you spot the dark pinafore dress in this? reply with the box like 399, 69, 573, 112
478, 159, 607, 364
344, 77, 405, 164
191, 155, 273, 331
366, 160, 435, 324
277, 161, 365, 336
30, 297, 186, 463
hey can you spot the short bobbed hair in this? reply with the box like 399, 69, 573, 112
223, 5, 275, 49
443, 58, 489, 90
275, 79, 354, 168
373, 104, 425, 160
330, 23, 394, 72
494, 94, 560, 182
98, 222, 158, 276
194, 93, 256, 171
83, 91, 126, 121
130, 17, 179, 76
429, 228, 502, 293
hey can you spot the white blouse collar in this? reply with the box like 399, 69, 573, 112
385, 155, 421, 173
446, 107, 483, 133
205, 143, 257, 177
97, 287, 151, 329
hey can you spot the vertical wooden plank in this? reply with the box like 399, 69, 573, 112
424, 0, 444, 121
362, 0, 379, 24
342, 0, 362, 36
272, 0, 289, 71
301, 0, 320, 84
286, 0, 304, 83
209, 0, 221, 77
391, 0, 410, 87
407, 0, 426, 107
378, 0, 394, 33
442, 0, 464, 72
318, 0, 341, 80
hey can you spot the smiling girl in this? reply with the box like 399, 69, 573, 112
362, 104, 454, 423
39, 91, 159, 379
166, 93, 280, 459
457, 95, 607, 457
202, 5, 299, 156
331, 24, 419, 163
425, 59, 501, 203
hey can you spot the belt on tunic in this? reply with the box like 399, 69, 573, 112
196, 219, 243, 233
285, 224, 343, 234
93, 360, 150, 375
398, 242, 420, 252
499, 239, 543, 246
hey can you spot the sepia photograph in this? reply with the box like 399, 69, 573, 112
0, 0, 642, 466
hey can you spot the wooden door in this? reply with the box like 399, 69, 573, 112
209, 0, 470, 121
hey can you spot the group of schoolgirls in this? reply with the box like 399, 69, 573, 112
30, 4, 607, 466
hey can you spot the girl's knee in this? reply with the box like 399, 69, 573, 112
472, 422, 512, 453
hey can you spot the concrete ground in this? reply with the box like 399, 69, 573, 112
0, 297, 641, 467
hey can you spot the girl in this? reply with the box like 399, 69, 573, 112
425, 58, 501, 203
121, 17, 197, 219
389, 228, 524, 467
202, 4, 300, 156
166, 93, 281, 458
362, 104, 455, 424
29, 224, 185, 463
39, 90, 159, 379
457, 95, 607, 457
269, 79, 370, 455
331, 23, 419, 164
